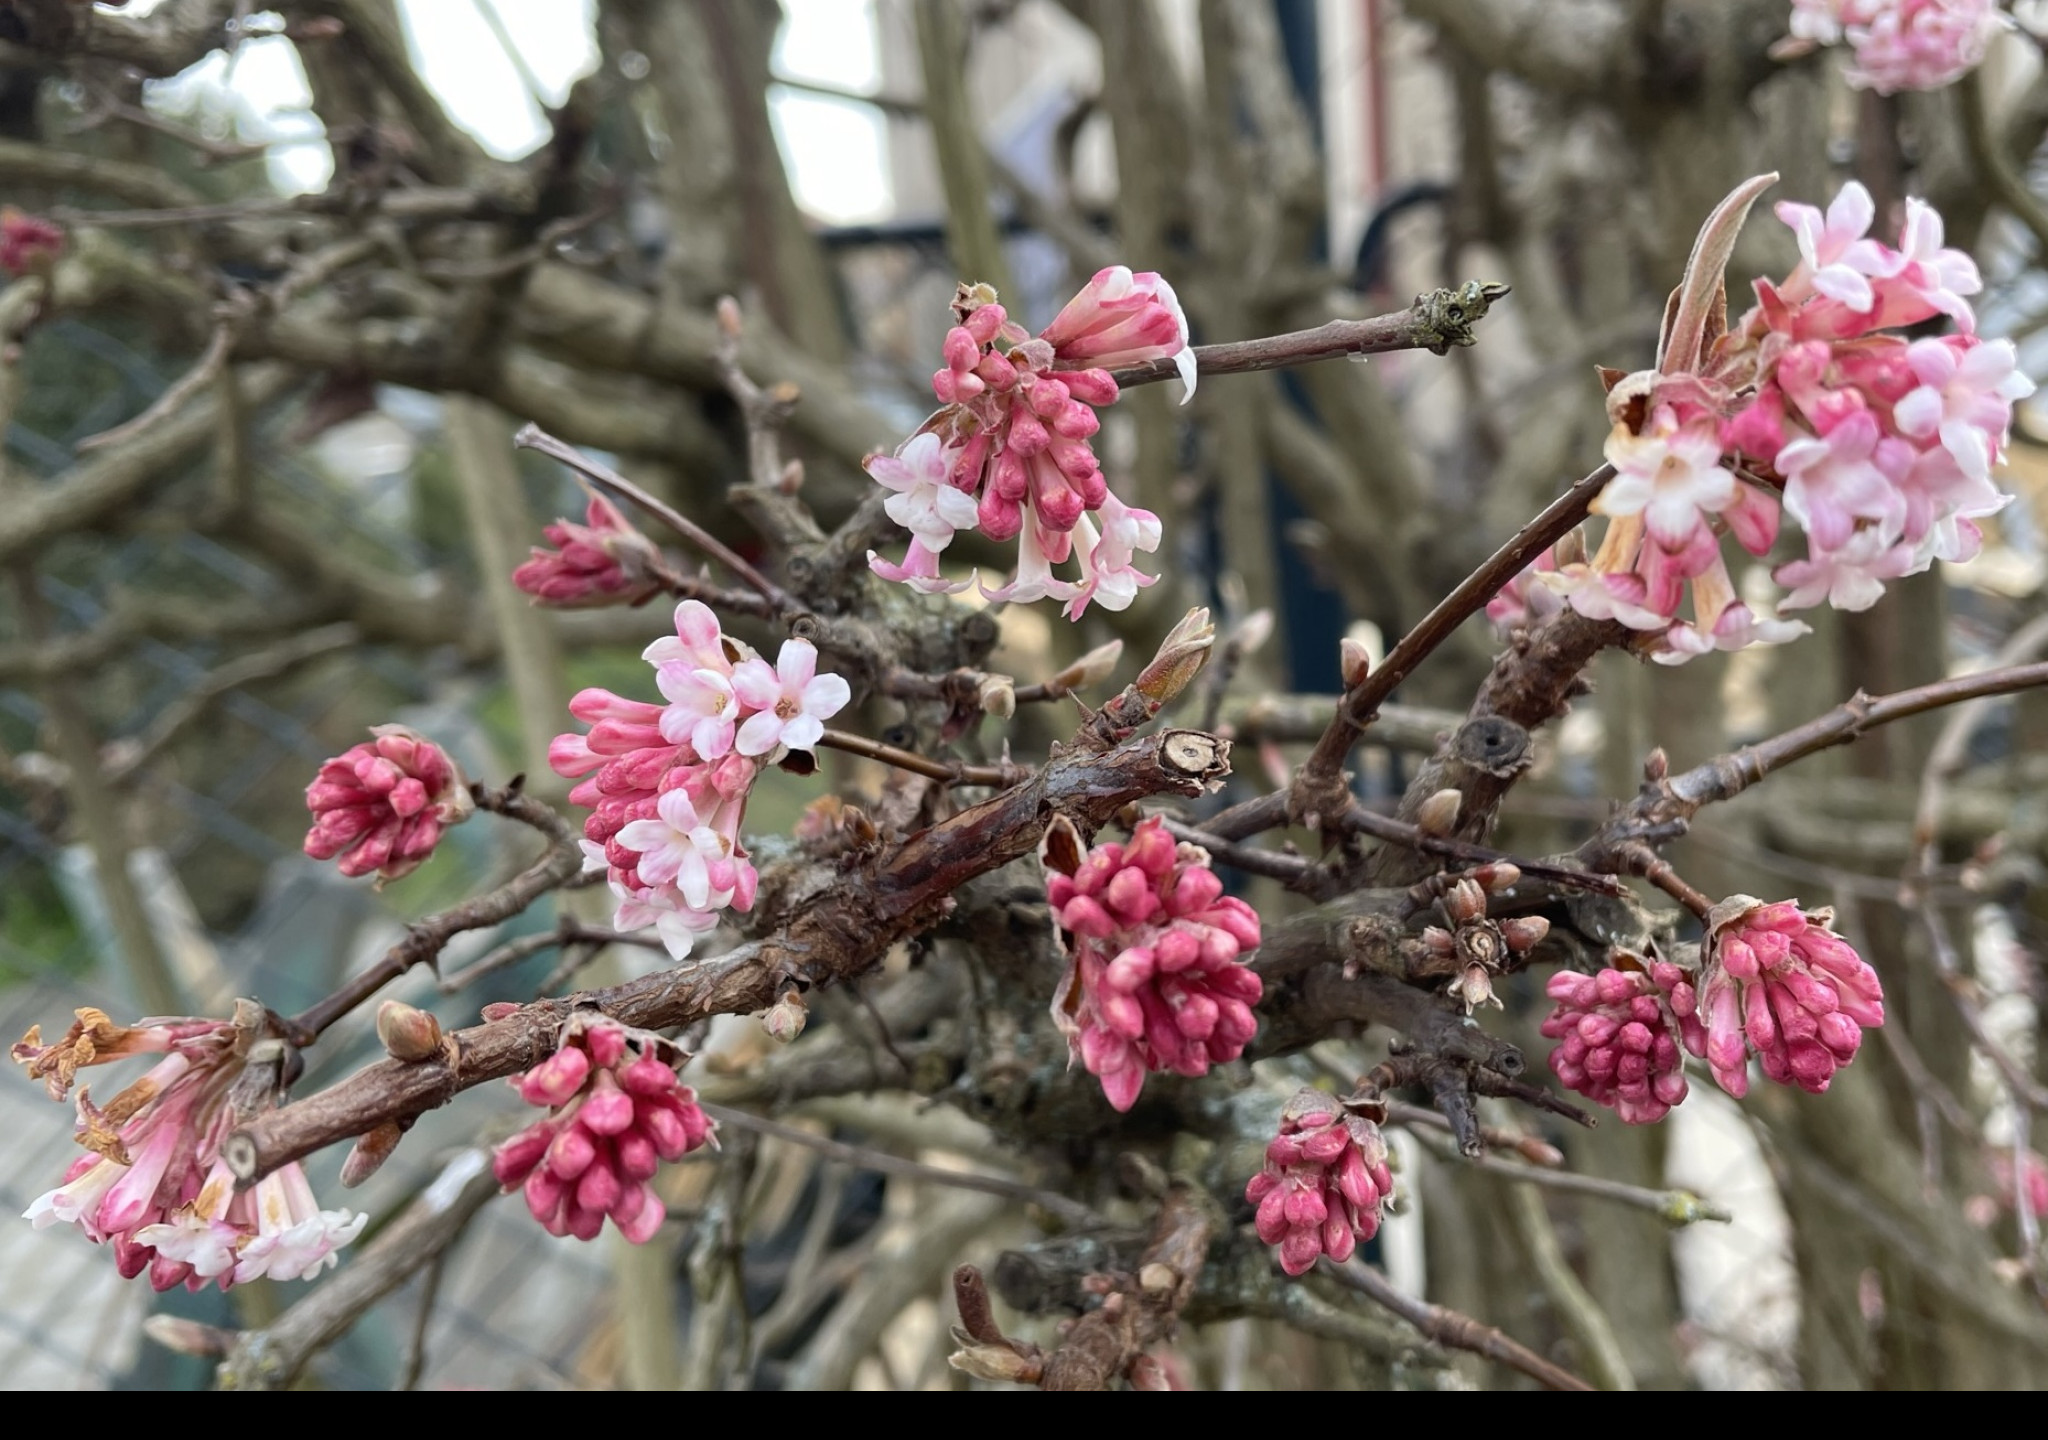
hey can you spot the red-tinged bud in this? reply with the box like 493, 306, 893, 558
483, 1002, 520, 1022
1643, 747, 1669, 783
1470, 861, 1521, 893
763, 989, 808, 1044
142, 1315, 239, 1358
1416, 789, 1462, 836
1502, 916, 1550, 953
342, 1120, 406, 1188
375, 1000, 443, 1062
1442, 878, 1487, 926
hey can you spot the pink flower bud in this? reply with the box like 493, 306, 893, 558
1248, 1091, 1392, 1276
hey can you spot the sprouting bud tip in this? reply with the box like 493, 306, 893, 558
1416, 788, 1462, 837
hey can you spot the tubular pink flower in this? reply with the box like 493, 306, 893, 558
656, 664, 740, 759
303, 725, 473, 882
512, 494, 663, 609
1246, 1089, 1394, 1276
1541, 964, 1693, 1123
1046, 818, 1262, 1112
494, 1015, 714, 1244
615, 789, 735, 910
730, 638, 850, 757
1040, 266, 1197, 401
1677, 896, 1886, 1098
1892, 335, 2033, 481
641, 600, 733, 673
1596, 405, 1739, 549
1774, 181, 1896, 312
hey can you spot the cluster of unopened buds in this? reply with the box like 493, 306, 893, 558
493, 1013, 715, 1243
1044, 816, 1262, 1112
1781, 0, 2006, 94
13, 1003, 365, 1290
1414, 864, 1550, 1011
548, 600, 850, 958
1679, 897, 1885, 1096
1519, 180, 2028, 663
867, 267, 1191, 618
1246, 1088, 1395, 1276
513, 491, 665, 608
303, 725, 474, 882
1542, 962, 1695, 1124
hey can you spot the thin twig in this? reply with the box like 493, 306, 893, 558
1298, 462, 1615, 794
1104, 281, 1511, 389
392, 1250, 445, 1391
74, 321, 235, 452
1407, 1125, 1731, 1224
1321, 1257, 1595, 1391
435, 920, 665, 995
817, 727, 1031, 788
514, 424, 790, 606
288, 785, 584, 1039
699, 1102, 1099, 1227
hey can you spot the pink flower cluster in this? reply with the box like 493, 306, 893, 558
492, 1014, 715, 1243
1246, 1088, 1394, 1276
1541, 964, 1694, 1124
867, 267, 1189, 618
304, 725, 473, 882
14, 1006, 365, 1291
1787, 1, 2005, 93
1678, 898, 1885, 1097
1045, 817, 1262, 1112
550, 600, 850, 959
0, 207, 63, 276
1535, 182, 2028, 662
512, 493, 663, 608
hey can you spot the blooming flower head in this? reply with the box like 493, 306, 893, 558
1044, 817, 1262, 1112
1541, 964, 1693, 1124
304, 725, 473, 882
1246, 1088, 1394, 1276
1675, 896, 1885, 1098
13, 1001, 365, 1290
1557, 179, 2015, 655
512, 493, 664, 608
493, 1013, 715, 1243
1782, 1, 2004, 94
866, 272, 1190, 616
552, 602, 847, 960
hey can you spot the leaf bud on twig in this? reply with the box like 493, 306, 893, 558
1340, 635, 1373, 689
762, 988, 808, 1044
340, 1120, 405, 1188
1135, 607, 1215, 705
1416, 788, 1462, 836
376, 1000, 443, 1062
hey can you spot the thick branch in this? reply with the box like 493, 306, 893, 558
226, 727, 1230, 1182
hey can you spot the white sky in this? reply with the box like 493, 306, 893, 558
138, 0, 891, 222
